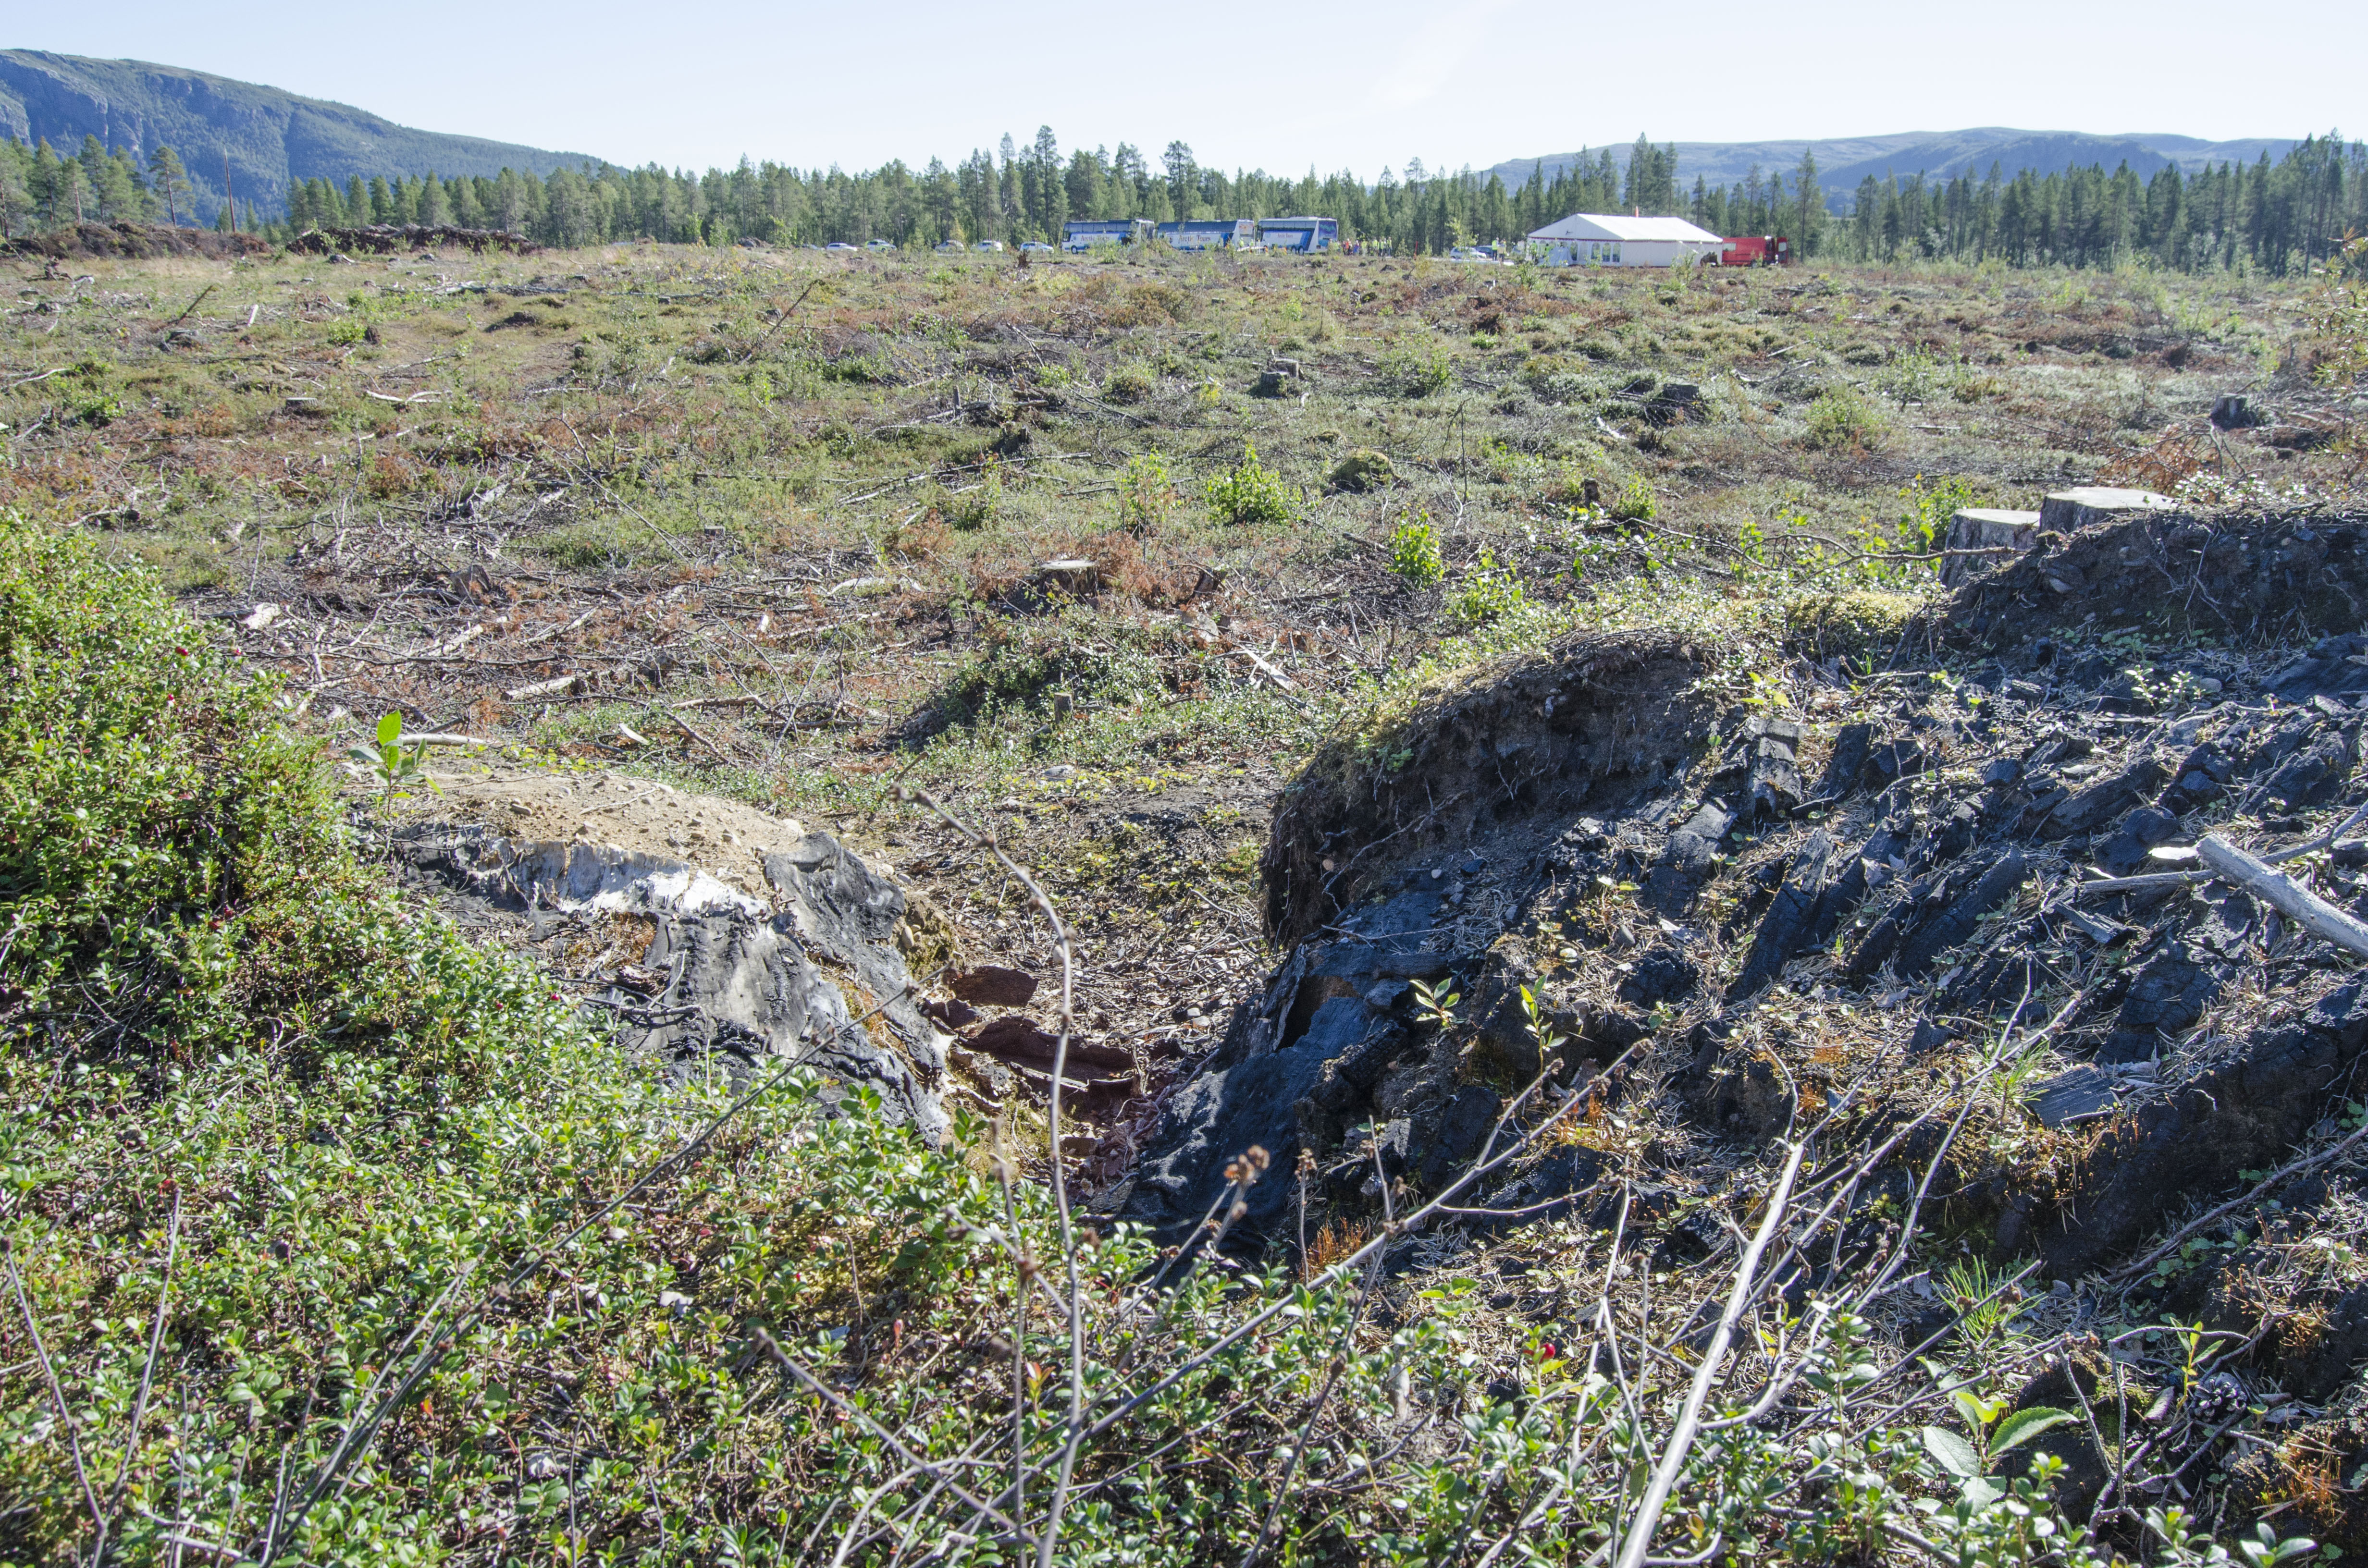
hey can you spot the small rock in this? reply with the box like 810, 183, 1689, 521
965, 1014, 1061, 1057
2029, 1065, 2118, 1128
2209, 394, 2264, 431
949, 964, 1038, 1007
923, 996, 981, 1029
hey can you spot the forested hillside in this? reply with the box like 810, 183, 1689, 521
0, 49, 593, 223
1483, 129, 2304, 196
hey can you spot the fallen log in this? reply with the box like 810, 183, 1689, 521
2197, 835, 2368, 960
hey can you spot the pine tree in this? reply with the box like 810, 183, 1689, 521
77, 135, 109, 221
149, 145, 189, 226
1163, 141, 1196, 219
1792, 150, 1822, 255
0, 147, 29, 239
58, 159, 87, 227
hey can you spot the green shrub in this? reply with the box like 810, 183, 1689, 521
1897, 473, 1986, 553
0, 504, 1028, 1564
1104, 360, 1156, 404
1609, 474, 1657, 521
67, 388, 123, 426
1204, 442, 1297, 526
1378, 338, 1454, 396
0, 510, 332, 1028
1118, 450, 1177, 533
1389, 512, 1444, 587
1447, 548, 1528, 625
1802, 386, 1888, 451
949, 466, 1001, 530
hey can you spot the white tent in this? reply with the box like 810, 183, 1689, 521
1526, 213, 1725, 268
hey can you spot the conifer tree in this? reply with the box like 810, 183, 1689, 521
0, 148, 28, 238
1163, 141, 1196, 218
149, 145, 190, 225
1791, 150, 1823, 255
996, 137, 1019, 238
77, 136, 109, 220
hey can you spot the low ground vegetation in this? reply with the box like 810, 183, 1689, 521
0, 237, 2364, 1565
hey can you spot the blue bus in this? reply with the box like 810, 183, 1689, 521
1062, 218, 1155, 250
1257, 216, 1339, 252
1157, 219, 1259, 250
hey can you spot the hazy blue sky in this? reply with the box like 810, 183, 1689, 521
12, 0, 2363, 174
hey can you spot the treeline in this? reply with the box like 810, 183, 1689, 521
0, 127, 1814, 258
1827, 135, 2365, 276
0, 135, 241, 233
3, 123, 2361, 275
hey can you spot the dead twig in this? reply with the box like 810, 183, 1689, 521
2197, 834, 2368, 958
898, 787, 1085, 1568
1612, 1141, 1806, 1568
105, 1187, 181, 1519
2111, 1116, 2368, 1285
8, 1250, 108, 1559
663, 707, 734, 767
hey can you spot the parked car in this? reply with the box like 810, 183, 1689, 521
1017, 241, 1055, 254
934, 242, 963, 253
973, 240, 1005, 252
865, 239, 894, 251
824, 242, 858, 252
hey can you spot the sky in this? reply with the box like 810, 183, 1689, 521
11, 0, 2364, 176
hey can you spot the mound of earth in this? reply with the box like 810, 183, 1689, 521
1938, 507, 2368, 651
379, 765, 954, 1141
4, 220, 270, 260
1114, 508, 2368, 1316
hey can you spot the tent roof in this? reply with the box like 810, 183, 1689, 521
1525, 212, 1724, 244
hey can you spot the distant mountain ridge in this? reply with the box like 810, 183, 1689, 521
0, 50, 601, 219
1483, 128, 2302, 212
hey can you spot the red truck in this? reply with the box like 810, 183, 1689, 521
1718, 235, 1790, 267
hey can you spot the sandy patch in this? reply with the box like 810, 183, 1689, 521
388, 764, 814, 899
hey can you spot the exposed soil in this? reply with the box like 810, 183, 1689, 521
394, 763, 815, 901
1943, 507, 2368, 650
1110, 505, 2368, 1550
